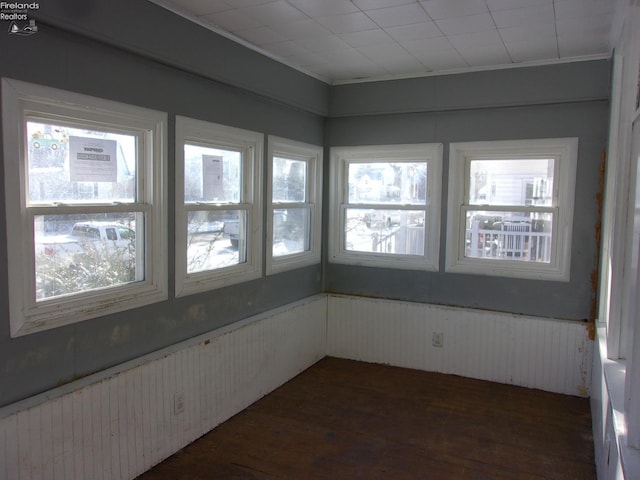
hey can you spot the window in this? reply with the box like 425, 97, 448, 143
267, 136, 322, 274
446, 138, 578, 280
329, 144, 442, 270
2, 78, 168, 337
175, 116, 263, 296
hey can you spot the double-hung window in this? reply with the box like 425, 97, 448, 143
329, 143, 442, 270
2, 78, 168, 337
175, 116, 263, 296
446, 138, 578, 280
266, 136, 322, 274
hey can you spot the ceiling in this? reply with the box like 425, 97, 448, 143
150, 0, 616, 85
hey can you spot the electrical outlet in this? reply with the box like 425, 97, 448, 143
432, 332, 444, 348
174, 392, 185, 415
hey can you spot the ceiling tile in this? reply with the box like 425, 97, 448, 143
355, 46, 425, 76
274, 19, 332, 40
457, 44, 512, 67
504, 38, 558, 62
554, 0, 616, 20
498, 22, 557, 43
556, 14, 612, 36
411, 48, 468, 71
356, 43, 424, 74
241, 0, 308, 26
357, 42, 412, 60
322, 46, 374, 64
296, 34, 353, 54
401, 36, 455, 54
352, 0, 416, 11
338, 29, 396, 48
419, 0, 489, 20
287, 0, 359, 17
384, 21, 442, 42
557, 31, 611, 57
447, 29, 503, 49
435, 13, 496, 36
485, 0, 552, 12
366, 3, 431, 28
491, 3, 554, 28
316, 12, 379, 34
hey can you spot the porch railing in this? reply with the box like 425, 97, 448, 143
466, 223, 552, 262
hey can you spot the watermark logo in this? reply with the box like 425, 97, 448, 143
2, 2, 39, 36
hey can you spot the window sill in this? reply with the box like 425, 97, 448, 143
598, 325, 640, 478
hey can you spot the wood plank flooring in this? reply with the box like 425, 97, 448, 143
137, 357, 595, 480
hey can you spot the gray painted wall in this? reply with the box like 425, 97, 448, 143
325, 62, 611, 321
330, 61, 610, 117
0, 20, 325, 407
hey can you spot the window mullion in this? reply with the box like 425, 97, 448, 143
462, 205, 555, 214
27, 204, 146, 216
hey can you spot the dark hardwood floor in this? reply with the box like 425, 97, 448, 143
137, 357, 595, 479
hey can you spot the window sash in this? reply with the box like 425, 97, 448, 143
329, 143, 442, 271
266, 136, 322, 275
345, 160, 429, 207
463, 156, 560, 208
271, 205, 312, 257
175, 116, 263, 296
446, 138, 577, 281
341, 205, 428, 257
2, 78, 168, 337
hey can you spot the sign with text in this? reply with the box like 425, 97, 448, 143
202, 154, 223, 201
69, 136, 117, 182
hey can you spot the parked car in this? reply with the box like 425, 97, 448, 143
36, 221, 135, 265
222, 218, 241, 249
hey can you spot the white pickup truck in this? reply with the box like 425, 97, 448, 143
36, 221, 135, 264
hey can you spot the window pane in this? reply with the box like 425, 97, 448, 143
184, 144, 241, 203
27, 122, 137, 204
187, 210, 246, 273
348, 162, 427, 204
345, 208, 425, 255
465, 210, 553, 262
34, 212, 142, 300
469, 158, 554, 206
273, 157, 306, 202
273, 208, 310, 257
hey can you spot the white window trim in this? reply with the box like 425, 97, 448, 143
446, 138, 578, 281
329, 143, 443, 271
175, 116, 263, 297
266, 136, 322, 275
2, 78, 168, 337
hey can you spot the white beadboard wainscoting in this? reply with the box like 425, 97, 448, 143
0, 293, 595, 480
0, 295, 328, 480
327, 294, 593, 397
